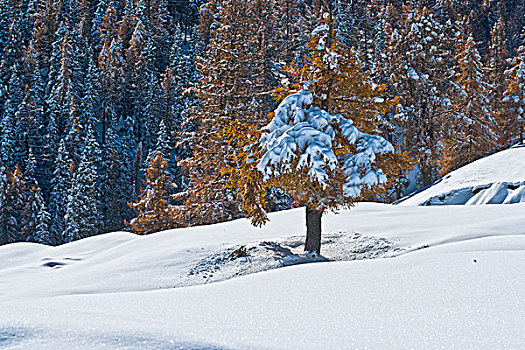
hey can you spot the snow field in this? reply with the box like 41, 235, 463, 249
1, 202, 525, 349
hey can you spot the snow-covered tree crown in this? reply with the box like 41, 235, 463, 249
257, 90, 394, 198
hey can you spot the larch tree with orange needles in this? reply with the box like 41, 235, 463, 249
229, 16, 401, 254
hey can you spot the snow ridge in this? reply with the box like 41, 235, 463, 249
400, 146, 525, 206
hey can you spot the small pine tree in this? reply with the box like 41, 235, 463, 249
127, 153, 176, 234
23, 148, 38, 188
100, 127, 126, 233
0, 166, 26, 243
49, 139, 72, 244
34, 192, 51, 244
64, 126, 100, 242
23, 183, 50, 243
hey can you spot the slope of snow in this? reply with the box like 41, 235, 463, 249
1, 234, 525, 349
1, 203, 525, 349
2, 204, 525, 301
400, 145, 525, 206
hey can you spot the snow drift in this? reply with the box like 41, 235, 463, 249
1, 144, 525, 349
399, 145, 525, 206
1, 203, 525, 349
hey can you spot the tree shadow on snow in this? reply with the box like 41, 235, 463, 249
185, 232, 402, 286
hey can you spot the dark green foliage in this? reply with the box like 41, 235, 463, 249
0, 0, 199, 245
64, 125, 101, 242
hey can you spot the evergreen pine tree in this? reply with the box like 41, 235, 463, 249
23, 148, 38, 188
64, 125, 100, 242
1, 65, 26, 169
384, 5, 453, 186
0, 167, 8, 245
0, 166, 26, 243
98, 37, 125, 139
441, 35, 495, 174
166, 36, 199, 193
151, 119, 170, 162
0, 20, 24, 112
503, 45, 525, 145
96, 2, 118, 51
100, 126, 125, 233
487, 18, 512, 149
0, 0, 18, 54
49, 139, 73, 244
23, 183, 49, 243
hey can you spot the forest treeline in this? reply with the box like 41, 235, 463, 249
0, 0, 524, 245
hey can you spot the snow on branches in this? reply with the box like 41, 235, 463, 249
257, 90, 393, 198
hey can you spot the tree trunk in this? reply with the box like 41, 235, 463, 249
102, 110, 106, 145
420, 161, 433, 187
304, 206, 322, 254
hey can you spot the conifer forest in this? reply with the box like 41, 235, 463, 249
1, 0, 524, 246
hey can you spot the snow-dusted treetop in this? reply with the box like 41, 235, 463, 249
257, 90, 394, 198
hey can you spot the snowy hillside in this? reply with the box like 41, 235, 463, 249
400, 145, 525, 206
1, 203, 525, 349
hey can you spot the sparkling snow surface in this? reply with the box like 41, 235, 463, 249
1, 202, 525, 349
400, 145, 525, 206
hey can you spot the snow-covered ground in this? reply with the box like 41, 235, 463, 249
2, 146, 525, 349
1, 203, 525, 349
400, 145, 525, 206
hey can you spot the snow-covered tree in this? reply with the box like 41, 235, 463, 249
0, 167, 8, 245
441, 35, 495, 173
384, 5, 454, 186
487, 18, 512, 149
23, 184, 50, 243
34, 190, 51, 244
148, 119, 169, 162
246, 90, 393, 254
1, 65, 25, 169
96, 2, 118, 51
504, 45, 525, 144
64, 126, 100, 242
23, 148, 38, 188
48, 139, 72, 244
98, 36, 125, 139
100, 126, 125, 233
0, 166, 26, 244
